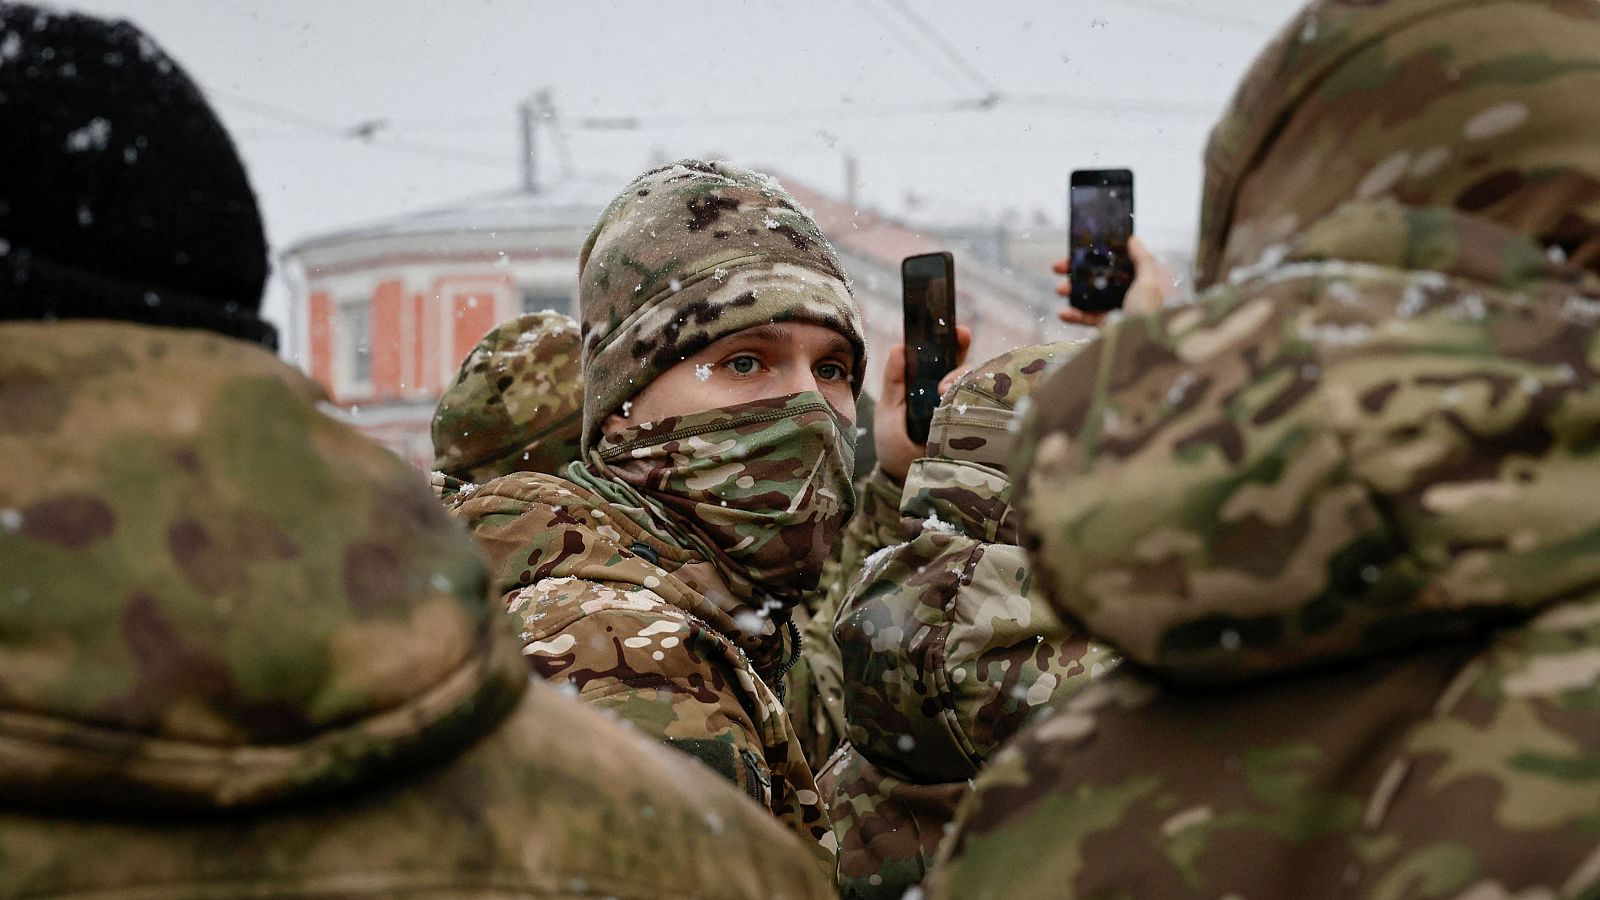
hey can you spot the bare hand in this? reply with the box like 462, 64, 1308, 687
875, 325, 973, 482
1054, 236, 1173, 327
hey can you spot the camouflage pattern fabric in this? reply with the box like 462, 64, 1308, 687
431, 311, 583, 483
931, 2, 1600, 896
583, 391, 856, 607
0, 320, 833, 898
452, 463, 838, 874
800, 465, 911, 771
829, 343, 1116, 900
819, 747, 970, 900
1196, 0, 1600, 288
577, 159, 865, 450
852, 391, 879, 481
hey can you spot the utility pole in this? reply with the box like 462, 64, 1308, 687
844, 154, 860, 210
519, 96, 539, 193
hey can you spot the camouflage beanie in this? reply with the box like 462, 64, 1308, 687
431, 312, 583, 483
577, 160, 865, 451
1196, 0, 1600, 288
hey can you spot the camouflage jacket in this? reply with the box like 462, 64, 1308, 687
0, 321, 832, 898
934, 211, 1600, 898
826, 344, 1115, 900
451, 469, 837, 872
790, 464, 907, 772
933, 2, 1600, 895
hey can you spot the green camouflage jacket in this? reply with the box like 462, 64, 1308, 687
451, 469, 837, 873
932, 2, 1600, 897
825, 343, 1115, 900
792, 464, 906, 772
0, 321, 833, 898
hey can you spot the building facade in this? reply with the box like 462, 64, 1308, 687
282, 173, 1055, 469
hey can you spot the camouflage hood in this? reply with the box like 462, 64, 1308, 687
1197, 0, 1600, 289
431, 311, 583, 483
577, 159, 865, 452
0, 321, 523, 813
1018, 0, 1600, 685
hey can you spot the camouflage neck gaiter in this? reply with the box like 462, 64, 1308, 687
582, 392, 856, 607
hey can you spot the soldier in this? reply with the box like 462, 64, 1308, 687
823, 341, 1119, 900
0, 9, 833, 897
429, 311, 583, 501
930, 0, 1600, 896
451, 159, 865, 869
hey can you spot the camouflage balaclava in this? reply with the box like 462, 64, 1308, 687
1196, 0, 1600, 289
588, 392, 856, 605
576, 159, 865, 452
431, 312, 583, 483
569, 160, 866, 603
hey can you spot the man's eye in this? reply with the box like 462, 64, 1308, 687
726, 355, 760, 375
816, 363, 847, 381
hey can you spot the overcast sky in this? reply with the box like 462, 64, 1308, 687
67, 0, 1306, 332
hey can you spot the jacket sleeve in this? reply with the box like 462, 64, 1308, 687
788, 466, 910, 773
823, 743, 969, 900
822, 465, 911, 611
516, 596, 777, 809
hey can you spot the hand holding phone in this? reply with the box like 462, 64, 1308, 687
1069, 169, 1135, 313
902, 251, 958, 445
1054, 235, 1172, 326
875, 326, 972, 483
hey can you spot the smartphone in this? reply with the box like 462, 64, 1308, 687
902, 251, 957, 446
1069, 169, 1135, 313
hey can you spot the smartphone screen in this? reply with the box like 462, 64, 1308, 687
1070, 169, 1135, 313
902, 251, 957, 446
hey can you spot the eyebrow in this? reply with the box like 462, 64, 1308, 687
724, 323, 856, 368
739, 324, 792, 344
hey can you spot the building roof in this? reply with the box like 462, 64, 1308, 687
284, 166, 1048, 314
284, 176, 618, 258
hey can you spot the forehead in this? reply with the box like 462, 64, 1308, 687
709, 321, 852, 352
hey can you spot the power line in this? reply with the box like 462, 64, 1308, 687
856, 0, 974, 97
209, 89, 513, 170
1116, 0, 1273, 32
565, 92, 1213, 132
877, 0, 1000, 99
210, 89, 352, 138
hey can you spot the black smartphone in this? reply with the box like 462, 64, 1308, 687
1069, 169, 1135, 313
902, 251, 957, 446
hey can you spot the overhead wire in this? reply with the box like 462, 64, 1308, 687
876, 0, 1000, 98
855, 0, 974, 97
208, 88, 514, 170
1115, 0, 1273, 32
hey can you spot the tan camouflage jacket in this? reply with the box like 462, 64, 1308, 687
0, 321, 833, 899
452, 470, 837, 871
824, 344, 1115, 900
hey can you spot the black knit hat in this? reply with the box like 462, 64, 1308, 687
0, 3, 276, 348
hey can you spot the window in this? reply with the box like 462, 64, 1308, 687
337, 300, 372, 397
520, 287, 572, 316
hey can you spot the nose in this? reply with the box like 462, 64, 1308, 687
775, 364, 823, 398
